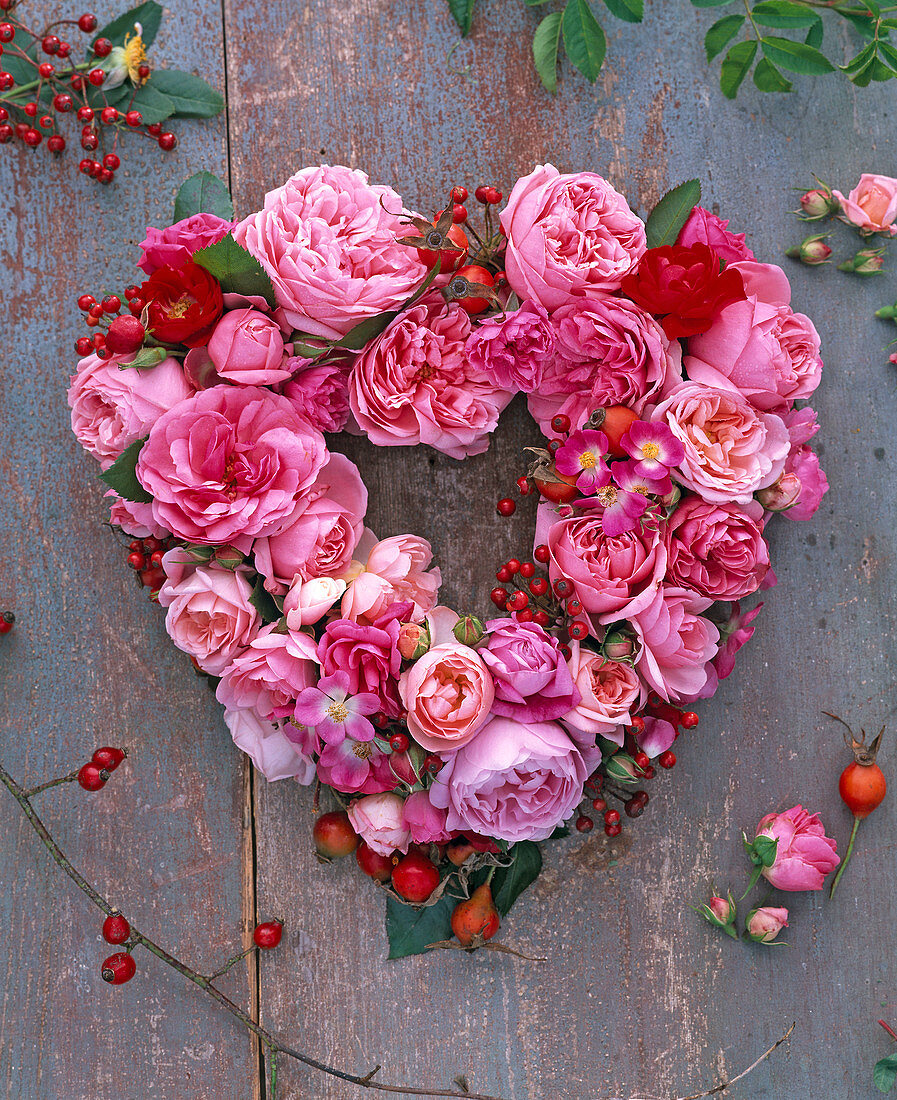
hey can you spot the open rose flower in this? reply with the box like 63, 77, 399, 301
216, 625, 320, 720
140, 261, 224, 347
138, 212, 235, 274
402, 789, 452, 844
464, 299, 555, 391
561, 641, 643, 744
317, 604, 407, 719
664, 498, 770, 600
480, 618, 580, 722
107, 493, 170, 540
224, 707, 315, 783
500, 164, 646, 308
283, 358, 352, 434
234, 164, 426, 339
429, 716, 588, 843
399, 643, 495, 752
347, 792, 411, 857
676, 206, 755, 264
207, 307, 293, 385
341, 534, 441, 624
754, 805, 840, 891
630, 585, 721, 704
833, 174, 897, 236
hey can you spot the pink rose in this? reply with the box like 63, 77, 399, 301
224, 707, 315, 783
713, 600, 762, 679
253, 453, 367, 591
651, 382, 789, 504
755, 805, 840, 890
480, 618, 580, 722
833, 174, 897, 236
350, 296, 513, 459
500, 164, 646, 309
283, 576, 346, 628
561, 641, 644, 744
664, 497, 770, 600
207, 308, 293, 385
676, 206, 755, 263
429, 716, 588, 843
745, 906, 789, 943
317, 605, 406, 718
464, 299, 555, 391
234, 164, 425, 339
216, 625, 319, 719
347, 792, 411, 857
399, 643, 495, 753
137, 385, 326, 546
777, 407, 827, 522
401, 789, 452, 844
106, 492, 170, 539
138, 212, 235, 274
158, 550, 260, 675
283, 358, 352, 433
341, 535, 441, 624
68, 353, 193, 469
630, 585, 720, 704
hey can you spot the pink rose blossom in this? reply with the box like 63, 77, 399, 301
630, 585, 720, 704
293, 671, 380, 745
755, 805, 840, 891
664, 497, 770, 600
207, 308, 293, 385
216, 625, 319, 719
713, 600, 762, 679
283, 576, 346, 628
347, 793, 411, 857
833, 174, 897, 236
783, 445, 828, 521
137, 385, 327, 546
283, 358, 352, 433
158, 550, 260, 675
399, 643, 495, 753
464, 299, 555, 391
234, 164, 426, 339
480, 618, 580, 722
429, 716, 588, 843
561, 641, 644, 744
317, 604, 407, 719
402, 789, 452, 844
676, 206, 755, 263
224, 707, 315, 783
68, 353, 193, 469
350, 295, 513, 459
107, 492, 170, 539
138, 212, 235, 274
500, 164, 646, 309
340, 534, 441, 624
315, 736, 396, 795
745, 906, 789, 943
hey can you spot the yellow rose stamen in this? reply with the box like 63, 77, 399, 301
641, 442, 660, 460
578, 451, 597, 469
326, 701, 349, 723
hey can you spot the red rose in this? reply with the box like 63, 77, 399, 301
140, 261, 224, 347
620, 243, 746, 340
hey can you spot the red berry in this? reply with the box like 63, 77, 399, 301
392, 852, 440, 903
505, 558, 520, 574
78, 13, 98, 32
53, 93, 73, 112
23, 129, 42, 147
633, 751, 650, 770
147, 122, 163, 136
101, 294, 121, 313
507, 591, 528, 611
389, 732, 409, 754
592, 797, 607, 813
633, 790, 650, 807
451, 204, 467, 223
38, 62, 54, 78
77, 763, 106, 791
424, 753, 443, 776
46, 133, 64, 152
75, 337, 92, 355
0, 73, 13, 92
0, 611, 15, 633
553, 578, 574, 598
253, 920, 283, 949
532, 609, 549, 627
157, 131, 176, 151
658, 750, 676, 769
356, 840, 393, 881
123, 284, 140, 300
92, 746, 125, 771
484, 186, 502, 204
604, 809, 621, 826
57, 41, 71, 58
534, 543, 550, 563
41, 35, 60, 55
137, 63, 150, 80
516, 609, 534, 622
101, 952, 135, 984
516, 475, 532, 495
624, 797, 646, 818
641, 766, 655, 779
490, 587, 508, 608
149, 550, 164, 567
451, 883, 500, 946
38, 115, 54, 129
92, 36, 112, 57
102, 913, 131, 945
23, 102, 37, 117
559, 643, 571, 660
312, 810, 359, 856
474, 185, 490, 203
92, 334, 106, 349
100, 106, 118, 124
569, 621, 589, 641
575, 814, 594, 833
449, 264, 494, 315
496, 498, 516, 517
76, 105, 94, 122
125, 109, 141, 126
529, 577, 548, 597
0, 108, 6, 124
604, 823, 622, 838
680, 712, 699, 729
81, 131, 98, 150
77, 157, 92, 174
0, 123, 10, 143
551, 414, 571, 434
519, 561, 535, 578
127, 552, 146, 570
495, 567, 511, 583
88, 68, 105, 86
0, 24, 13, 42
450, 185, 468, 203
70, 73, 84, 90
95, 346, 112, 359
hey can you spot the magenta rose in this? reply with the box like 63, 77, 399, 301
224, 706, 315, 783
399, 643, 495, 752
630, 585, 720, 704
500, 164, 646, 309
317, 604, 406, 718
402, 789, 452, 844
216, 626, 320, 719
234, 164, 425, 339
350, 295, 513, 460
429, 716, 588, 843
664, 497, 770, 600
713, 600, 762, 679
158, 549, 260, 675
464, 299, 555, 391
480, 618, 580, 722
754, 805, 840, 890
347, 792, 411, 856
651, 382, 789, 505
207, 308, 293, 385
283, 358, 352, 433
68, 353, 193, 469
777, 407, 828, 521
341, 534, 441, 625
137, 385, 326, 546
676, 206, 755, 263
833, 173, 897, 236
137, 212, 235, 275
253, 453, 367, 591
561, 641, 644, 744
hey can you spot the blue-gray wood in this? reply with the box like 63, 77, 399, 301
1, 0, 895, 1097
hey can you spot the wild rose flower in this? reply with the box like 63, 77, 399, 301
561, 641, 643, 743
137, 385, 327, 546
587, 471, 651, 536
753, 805, 840, 891
317, 604, 407, 719
399, 643, 495, 752
630, 584, 720, 704
207, 308, 292, 385
138, 212, 235, 274
348, 792, 411, 857
402, 789, 452, 845
713, 600, 762, 679
350, 295, 513, 460
216, 625, 320, 719
554, 429, 609, 494
140, 261, 224, 347
68, 353, 193, 469
293, 671, 380, 745
464, 299, 555, 391
745, 906, 789, 944
480, 618, 580, 722
283, 358, 352, 434
283, 576, 346, 628
224, 707, 315, 784
316, 735, 395, 795
621, 421, 684, 483
234, 164, 426, 339
676, 206, 755, 264
429, 716, 589, 843
341, 534, 441, 625
664, 497, 770, 600
833, 174, 897, 236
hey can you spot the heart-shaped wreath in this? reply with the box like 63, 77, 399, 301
67, 164, 827, 957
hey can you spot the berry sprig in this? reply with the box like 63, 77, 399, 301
123, 534, 172, 595
74, 287, 146, 356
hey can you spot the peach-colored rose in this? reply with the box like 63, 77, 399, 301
562, 641, 644, 744
399, 643, 495, 753
340, 535, 441, 624
833, 173, 897, 236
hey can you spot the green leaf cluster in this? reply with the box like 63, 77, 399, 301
875, 1052, 897, 1093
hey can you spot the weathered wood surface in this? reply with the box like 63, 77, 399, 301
1, 0, 896, 1097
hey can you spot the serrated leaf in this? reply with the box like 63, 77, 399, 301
751, 1, 819, 28
93, 1, 163, 48
533, 11, 564, 93
491, 842, 542, 916
720, 38, 758, 97
447, 0, 476, 36
126, 81, 176, 125
562, 0, 607, 83
149, 69, 224, 118
99, 437, 153, 504
602, 0, 643, 24
192, 234, 276, 307
879, 41, 897, 73
870, 56, 896, 82
874, 1053, 897, 1093
248, 577, 282, 624
842, 42, 876, 75
386, 894, 455, 959
174, 172, 235, 222
760, 36, 835, 74
753, 56, 793, 91
645, 179, 702, 248
705, 14, 745, 60
839, 9, 878, 37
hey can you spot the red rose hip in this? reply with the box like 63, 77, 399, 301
391, 851, 440, 903
312, 810, 359, 858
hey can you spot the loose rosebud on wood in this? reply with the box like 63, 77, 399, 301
744, 905, 788, 944
785, 233, 832, 266
694, 891, 738, 939
837, 248, 886, 276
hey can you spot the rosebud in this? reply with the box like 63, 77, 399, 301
838, 248, 885, 275
695, 891, 738, 939
890, 351, 897, 365
452, 614, 484, 647
397, 622, 430, 660
745, 905, 788, 944
601, 630, 635, 662
756, 473, 801, 513
214, 545, 244, 570
785, 233, 832, 266
798, 187, 838, 220
604, 753, 639, 782
874, 303, 897, 322
658, 482, 681, 512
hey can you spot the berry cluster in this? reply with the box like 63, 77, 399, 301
75, 288, 146, 356
77, 744, 126, 791
123, 534, 172, 594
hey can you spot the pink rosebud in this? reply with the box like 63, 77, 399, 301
745, 905, 789, 944
397, 622, 430, 660
347, 792, 411, 857
799, 188, 837, 220
748, 805, 840, 891
838, 248, 886, 275
786, 233, 832, 265
207, 307, 293, 385
695, 892, 737, 938
756, 472, 802, 513
602, 631, 635, 662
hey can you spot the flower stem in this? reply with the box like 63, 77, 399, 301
22, 769, 80, 798
829, 815, 860, 898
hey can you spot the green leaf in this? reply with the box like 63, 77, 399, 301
148, 69, 224, 118
645, 179, 702, 248
760, 36, 835, 74
447, 0, 476, 35
805, 18, 824, 49
879, 41, 897, 73
751, 1, 820, 28
94, 1, 163, 48
386, 894, 455, 959
174, 172, 235, 222
192, 234, 277, 307
533, 11, 564, 93
0, 28, 38, 86
491, 842, 543, 916
691, 0, 736, 7
99, 437, 152, 504
842, 42, 876, 75
720, 38, 758, 97
874, 1053, 897, 1093
248, 577, 282, 624
753, 56, 793, 91
602, 0, 643, 25
562, 0, 607, 83
705, 14, 745, 61
839, 9, 878, 37
126, 81, 176, 125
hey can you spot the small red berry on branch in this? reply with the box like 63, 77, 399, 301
101, 951, 136, 985
253, 920, 283, 950
102, 913, 131, 945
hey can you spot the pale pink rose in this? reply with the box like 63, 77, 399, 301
253, 453, 367, 591
283, 576, 346, 628
500, 164, 646, 309
138, 212, 235, 274
833, 174, 897, 236
664, 497, 770, 600
107, 492, 169, 539
216, 625, 319, 719
207, 308, 293, 385
755, 805, 840, 891
347, 792, 411, 857
401, 789, 452, 844
561, 641, 644, 744
233, 164, 426, 339
137, 385, 327, 546
225, 707, 316, 783
464, 299, 555, 391
399, 643, 495, 753
283, 358, 352, 433
651, 382, 789, 505
340, 534, 441, 624
676, 206, 755, 263
158, 549, 260, 675
429, 716, 588, 843
630, 585, 720, 704
68, 353, 193, 469
745, 906, 789, 943
350, 295, 513, 459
